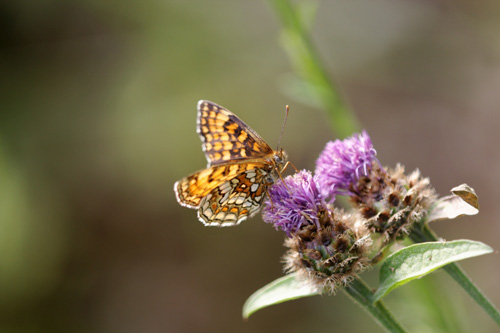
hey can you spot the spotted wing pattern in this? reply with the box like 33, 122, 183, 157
198, 168, 270, 226
174, 100, 287, 226
197, 100, 274, 166
175, 162, 269, 209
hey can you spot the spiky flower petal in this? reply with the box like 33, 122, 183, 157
315, 131, 379, 201
262, 170, 326, 237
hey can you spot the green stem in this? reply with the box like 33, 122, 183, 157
343, 277, 407, 333
410, 224, 500, 326
268, 0, 360, 138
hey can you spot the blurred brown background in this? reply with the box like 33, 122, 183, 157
1, 1, 499, 332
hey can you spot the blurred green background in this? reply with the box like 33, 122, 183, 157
1, 1, 500, 332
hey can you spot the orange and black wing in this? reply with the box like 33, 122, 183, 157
197, 100, 274, 167
197, 166, 272, 226
174, 161, 270, 209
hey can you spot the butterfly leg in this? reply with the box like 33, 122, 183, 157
274, 164, 293, 194
266, 190, 275, 211
281, 160, 299, 173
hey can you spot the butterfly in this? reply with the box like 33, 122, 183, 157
174, 100, 288, 226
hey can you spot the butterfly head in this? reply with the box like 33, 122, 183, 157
274, 149, 288, 171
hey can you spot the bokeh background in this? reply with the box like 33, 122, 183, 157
1, 1, 500, 332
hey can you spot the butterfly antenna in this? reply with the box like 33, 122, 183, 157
276, 105, 298, 173
276, 105, 289, 151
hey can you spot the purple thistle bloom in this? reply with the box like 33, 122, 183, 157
262, 170, 326, 237
315, 131, 379, 200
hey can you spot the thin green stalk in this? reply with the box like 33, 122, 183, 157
268, 0, 359, 138
409, 224, 500, 326
344, 277, 407, 333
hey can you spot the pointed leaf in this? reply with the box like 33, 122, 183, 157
373, 240, 493, 301
242, 273, 319, 319
428, 184, 479, 222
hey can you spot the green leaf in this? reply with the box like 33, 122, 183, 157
373, 240, 493, 302
242, 273, 319, 319
428, 184, 479, 223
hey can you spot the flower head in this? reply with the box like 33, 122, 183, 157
315, 130, 379, 200
262, 170, 326, 237
262, 170, 372, 292
362, 164, 437, 244
282, 208, 372, 293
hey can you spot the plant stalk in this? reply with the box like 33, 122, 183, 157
343, 277, 407, 333
269, 0, 360, 138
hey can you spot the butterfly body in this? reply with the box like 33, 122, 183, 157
174, 100, 287, 226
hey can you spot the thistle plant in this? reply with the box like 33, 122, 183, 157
241, 1, 500, 331
256, 130, 481, 291
261, 131, 442, 294
244, 131, 497, 332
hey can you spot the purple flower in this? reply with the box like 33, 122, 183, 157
262, 170, 326, 237
315, 131, 379, 200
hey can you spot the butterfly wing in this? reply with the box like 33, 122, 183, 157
197, 100, 274, 167
198, 167, 271, 226
174, 161, 271, 209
